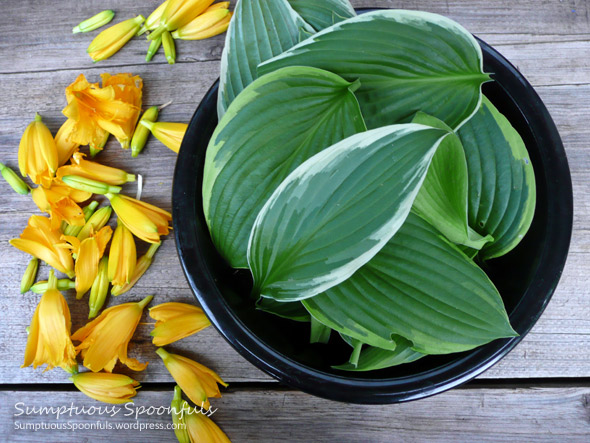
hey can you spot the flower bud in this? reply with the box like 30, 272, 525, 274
73, 10, 115, 33
131, 106, 159, 157
138, 0, 169, 35
0, 162, 30, 195
89, 257, 110, 319
87, 15, 145, 62
77, 206, 112, 242
20, 257, 38, 294
63, 201, 99, 237
61, 175, 122, 195
172, 8, 231, 40
145, 37, 162, 62
30, 279, 76, 294
162, 31, 176, 64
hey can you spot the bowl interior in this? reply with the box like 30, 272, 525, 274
173, 35, 572, 402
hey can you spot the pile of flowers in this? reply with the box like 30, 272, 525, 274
2, 71, 231, 441
74, 0, 232, 63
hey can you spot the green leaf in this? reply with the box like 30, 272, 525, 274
411, 112, 493, 249
259, 10, 490, 130
217, 0, 314, 117
458, 97, 536, 260
303, 212, 517, 354
203, 66, 366, 268
248, 124, 449, 303
256, 298, 310, 323
286, 0, 356, 31
334, 336, 424, 372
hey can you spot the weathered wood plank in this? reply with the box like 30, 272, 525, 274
1, 387, 590, 441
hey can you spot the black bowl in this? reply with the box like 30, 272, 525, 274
172, 24, 573, 404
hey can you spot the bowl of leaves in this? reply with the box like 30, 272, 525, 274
173, 2, 573, 404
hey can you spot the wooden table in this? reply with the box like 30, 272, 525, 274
1, 0, 589, 441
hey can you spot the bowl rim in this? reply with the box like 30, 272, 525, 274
172, 20, 573, 404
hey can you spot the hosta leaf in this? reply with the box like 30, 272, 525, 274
217, 0, 314, 117
303, 212, 517, 354
203, 66, 366, 268
248, 124, 449, 302
412, 112, 493, 249
286, 0, 356, 31
334, 336, 424, 372
257, 298, 310, 323
458, 97, 536, 260
259, 10, 490, 130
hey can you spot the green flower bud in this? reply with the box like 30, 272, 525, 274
162, 31, 176, 65
131, 106, 159, 157
146, 36, 162, 62
77, 206, 112, 242
20, 257, 38, 294
73, 10, 115, 33
30, 279, 76, 294
0, 162, 30, 195
61, 175, 121, 195
89, 257, 109, 318
63, 201, 99, 237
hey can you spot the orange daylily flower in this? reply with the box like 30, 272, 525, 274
10, 215, 74, 278
108, 219, 137, 286
71, 295, 153, 372
23, 270, 77, 373
72, 372, 141, 404
106, 193, 171, 244
62, 74, 141, 151
100, 73, 143, 149
156, 348, 227, 410
149, 302, 211, 346
171, 385, 231, 443
63, 226, 113, 299
18, 113, 58, 187
31, 179, 91, 230
57, 152, 135, 185
54, 119, 80, 166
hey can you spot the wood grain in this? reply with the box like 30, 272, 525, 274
2, 387, 590, 441
0, 0, 589, 387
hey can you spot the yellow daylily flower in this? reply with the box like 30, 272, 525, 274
71, 295, 153, 372
87, 15, 145, 62
155, 348, 227, 409
100, 73, 143, 149
72, 372, 140, 404
172, 8, 231, 40
149, 302, 210, 346
171, 385, 231, 443
57, 152, 135, 185
23, 270, 77, 373
31, 179, 91, 230
54, 119, 81, 167
149, 0, 214, 40
111, 242, 160, 296
18, 113, 58, 187
106, 193, 171, 243
62, 74, 140, 149
140, 120, 187, 153
10, 215, 74, 278
205, 2, 230, 12
63, 225, 112, 299
108, 220, 137, 286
